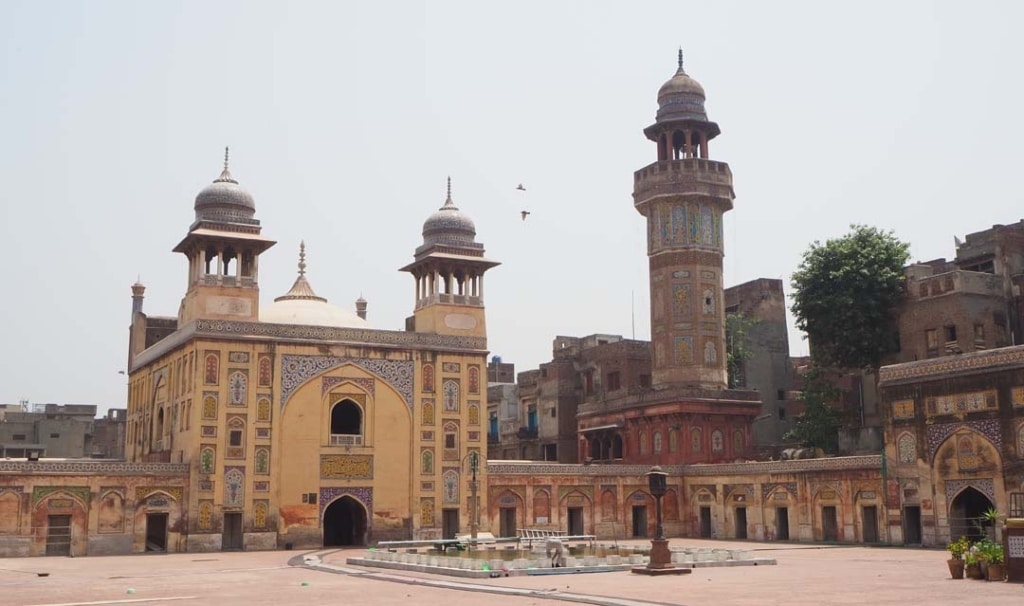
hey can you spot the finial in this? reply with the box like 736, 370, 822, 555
447, 176, 452, 200
224, 146, 230, 172
298, 240, 307, 276
677, 47, 684, 71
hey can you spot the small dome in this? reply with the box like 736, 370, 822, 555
421, 177, 477, 248
260, 241, 371, 329
656, 51, 708, 123
194, 147, 256, 223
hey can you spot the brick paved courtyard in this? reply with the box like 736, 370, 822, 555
1, 539, 1020, 606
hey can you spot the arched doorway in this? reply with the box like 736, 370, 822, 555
323, 496, 367, 546
949, 486, 993, 541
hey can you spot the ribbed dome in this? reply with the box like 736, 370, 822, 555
260, 241, 371, 329
421, 178, 477, 248
194, 148, 256, 223
656, 51, 708, 123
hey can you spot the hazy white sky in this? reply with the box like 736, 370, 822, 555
2, 1, 1023, 412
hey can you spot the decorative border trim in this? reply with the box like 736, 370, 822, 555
487, 455, 882, 477
880, 345, 1024, 385
132, 319, 487, 370
0, 461, 189, 475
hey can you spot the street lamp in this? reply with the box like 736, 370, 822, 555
468, 450, 479, 541
632, 465, 689, 576
648, 465, 667, 540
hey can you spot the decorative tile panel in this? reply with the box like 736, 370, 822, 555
228, 352, 250, 364
134, 486, 183, 503
892, 399, 915, 420
280, 355, 413, 410
319, 487, 372, 520
32, 486, 90, 507
761, 482, 798, 500
321, 376, 375, 397
320, 455, 373, 480
944, 478, 995, 503
926, 420, 1002, 462
925, 390, 997, 416
1013, 386, 1024, 407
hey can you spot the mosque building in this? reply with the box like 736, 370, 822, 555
123, 157, 498, 550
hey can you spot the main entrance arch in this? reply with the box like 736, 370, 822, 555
949, 486, 993, 541
323, 496, 368, 546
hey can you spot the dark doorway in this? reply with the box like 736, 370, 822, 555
735, 507, 748, 539
223, 512, 243, 550
903, 506, 922, 545
567, 507, 584, 536
45, 515, 71, 556
442, 508, 459, 540
862, 506, 879, 544
499, 507, 517, 538
145, 513, 168, 552
948, 487, 993, 541
776, 507, 790, 541
822, 506, 838, 542
324, 496, 368, 546
699, 506, 712, 538
632, 506, 648, 538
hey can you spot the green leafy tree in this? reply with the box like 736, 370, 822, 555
726, 313, 757, 389
790, 225, 910, 370
783, 364, 844, 452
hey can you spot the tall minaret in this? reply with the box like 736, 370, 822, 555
634, 50, 733, 390
400, 178, 499, 337
173, 148, 276, 324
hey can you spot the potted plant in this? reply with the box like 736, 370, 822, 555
981, 507, 1003, 542
979, 539, 1005, 581
946, 536, 970, 579
964, 544, 984, 580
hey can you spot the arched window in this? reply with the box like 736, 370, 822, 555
733, 430, 745, 455
639, 431, 649, 455
653, 431, 663, 454
331, 399, 362, 435
669, 429, 678, 453
711, 430, 724, 453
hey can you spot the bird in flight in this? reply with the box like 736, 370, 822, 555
516, 183, 526, 191
521, 211, 531, 221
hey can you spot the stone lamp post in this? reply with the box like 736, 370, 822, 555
633, 465, 690, 576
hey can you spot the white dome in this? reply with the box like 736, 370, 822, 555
260, 298, 370, 329
261, 240, 370, 329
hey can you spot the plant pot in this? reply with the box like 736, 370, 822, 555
986, 563, 1004, 581
947, 558, 965, 579
965, 563, 984, 579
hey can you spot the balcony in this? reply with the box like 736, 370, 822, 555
488, 433, 500, 445
517, 427, 538, 440
330, 434, 363, 446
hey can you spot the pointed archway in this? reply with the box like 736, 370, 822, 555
323, 496, 368, 546
949, 486, 993, 541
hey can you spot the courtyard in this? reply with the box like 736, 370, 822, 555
0, 539, 1020, 606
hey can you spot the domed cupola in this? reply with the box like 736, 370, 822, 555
418, 177, 479, 253
656, 49, 709, 123
193, 147, 257, 224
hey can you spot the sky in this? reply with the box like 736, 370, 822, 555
2, 0, 1023, 413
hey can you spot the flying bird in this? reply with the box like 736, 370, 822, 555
521, 211, 531, 221
516, 184, 526, 191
